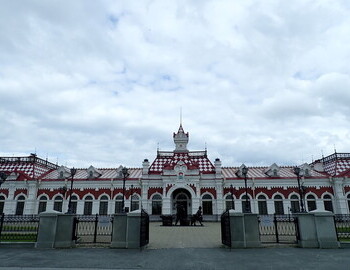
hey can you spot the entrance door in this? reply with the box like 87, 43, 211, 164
172, 188, 192, 216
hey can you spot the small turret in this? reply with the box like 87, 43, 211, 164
142, 159, 150, 175
173, 124, 189, 153
214, 158, 222, 177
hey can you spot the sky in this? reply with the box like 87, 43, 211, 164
1, 0, 350, 169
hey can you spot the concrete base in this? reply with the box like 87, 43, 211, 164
111, 210, 145, 249
229, 211, 261, 248
110, 213, 127, 248
126, 210, 141, 249
296, 211, 339, 249
36, 211, 75, 248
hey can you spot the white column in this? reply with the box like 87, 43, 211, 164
331, 178, 347, 214
4, 184, 16, 214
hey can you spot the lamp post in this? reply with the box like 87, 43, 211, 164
0, 172, 8, 188
121, 167, 129, 212
293, 167, 305, 212
130, 184, 133, 211
67, 167, 77, 214
230, 184, 234, 210
242, 166, 250, 213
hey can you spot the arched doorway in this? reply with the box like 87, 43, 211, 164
171, 188, 192, 216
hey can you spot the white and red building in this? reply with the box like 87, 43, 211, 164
1, 124, 350, 219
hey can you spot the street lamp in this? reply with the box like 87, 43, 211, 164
130, 184, 134, 211
242, 166, 250, 213
293, 167, 306, 212
0, 172, 8, 188
121, 167, 129, 212
67, 167, 77, 214
230, 184, 234, 210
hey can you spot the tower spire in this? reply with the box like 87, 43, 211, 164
180, 107, 182, 126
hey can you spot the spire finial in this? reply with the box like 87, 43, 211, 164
180, 107, 182, 126
334, 144, 337, 153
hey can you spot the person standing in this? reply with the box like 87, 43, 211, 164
196, 206, 203, 226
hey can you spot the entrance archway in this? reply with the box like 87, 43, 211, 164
172, 188, 192, 216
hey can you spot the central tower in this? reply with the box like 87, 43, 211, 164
173, 124, 189, 153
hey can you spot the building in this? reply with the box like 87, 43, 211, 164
1, 124, 350, 219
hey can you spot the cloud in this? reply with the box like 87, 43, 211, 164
1, 0, 350, 168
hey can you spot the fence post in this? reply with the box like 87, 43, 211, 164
274, 214, 279, 243
93, 214, 98, 243
0, 213, 4, 241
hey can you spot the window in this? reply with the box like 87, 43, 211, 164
38, 196, 47, 214
70, 195, 78, 214
290, 195, 300, 213
323, 195, 333, 212
241, 195, 251, 213
348, 194, 350, 212
15, 195, 25, 215
89, 171, 93, 179
307, 195, 317, 212
152, 194, 162, 215
257, 195, 268, 215
273, 169, 278, 177
202, 194, 213, 215
84, 195, 93, 215
131, 194, 140, 211
59, 171, 64, 179
99, 195, 109, 215
274, 195, 284, 215
115, 195, 123, 213
225, 194, 234, 210
53, 195, 63, 212
0, 195, 5, 214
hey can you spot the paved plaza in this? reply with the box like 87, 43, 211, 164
148, 222, 222, 249
0, 222, 349, 269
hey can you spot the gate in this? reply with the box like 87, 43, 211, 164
334, 214, 350, 241
140, 209, 149, 248
221, 210, 231, 247
73, 214, 113, 245
258, 214, 299, 244
0, 214, 39, 242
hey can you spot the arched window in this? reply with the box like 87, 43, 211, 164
202, 194, 213, 215
306, 194, 317, 212
257, 195, 268, 215
131, 194, 140, 211
323, 194, 333, 212
290, 195, 300, 213
84, 195, 93, 215
241, 195, 251, 213
152, 194, 162, 215
54, 195, 64, 212
15, 195, 26, 215
38, 196, 47, 214
274, 195, 284, 215
225, 194, 234, 210
0, 195, 5, 214
115, 195, 123, 213
99, 195, 109, 215
59, 171, 64, 179
70, 195, 78, 214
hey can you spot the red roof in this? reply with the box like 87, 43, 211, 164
149, 151, 215, 174
320, 153, 350, 176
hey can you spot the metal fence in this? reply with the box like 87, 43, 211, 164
140, 209, 149, 248
0, 214, 39, 242
73, 214, 113, 245
334, 214, 350, 241
221, 210, 231, 247
258, 215, 299, 244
